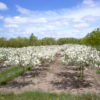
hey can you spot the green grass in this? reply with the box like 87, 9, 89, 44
73, 67, 81, 71
0, 91, 100, 100
96, 69, 100, 74
0, 66, 32, 85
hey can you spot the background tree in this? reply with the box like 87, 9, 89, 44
81, 28, 100, 46
29, 33, 38, 46
0, 28, 99, 47
57, 38, 80, 45
41, 37, 57, 45
0, 37, 7, 47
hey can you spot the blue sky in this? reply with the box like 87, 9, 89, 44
0, 0, 100, 39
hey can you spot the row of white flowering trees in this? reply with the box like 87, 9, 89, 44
0, 44, 100, 78
61, 44, 100, 78
0, 46, 63, 67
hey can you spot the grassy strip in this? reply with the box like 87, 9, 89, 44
0, 66, 32, 85
96, 70, 100, 74
0, 91, 100, 100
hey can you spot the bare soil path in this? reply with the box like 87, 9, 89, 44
0, 56, 100, 94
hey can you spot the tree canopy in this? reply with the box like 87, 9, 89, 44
80, 28, 100, 46
0, 28, 100, 47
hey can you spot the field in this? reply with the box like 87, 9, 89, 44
0, 44, 100, 100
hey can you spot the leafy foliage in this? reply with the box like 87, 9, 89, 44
0, 34, 80, 47
0, 28, 100, 47
81, 28, 100, 46
57, 38, 80, 45
40, 37, 57, 45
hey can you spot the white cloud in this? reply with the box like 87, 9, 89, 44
74, 22, 89, 28
0, 16, 4, 19
4, 16, 47, 24
82, 0, 96, 7
0, 2, 8, 10
4, 24, 19, 28
16, 5, 33, 15
0, 0, 100, 38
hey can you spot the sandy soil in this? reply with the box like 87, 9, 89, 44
0, 57, 100, 94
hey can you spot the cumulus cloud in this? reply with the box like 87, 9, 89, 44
4, 24, 19, 28
0, 2, 8, 10
0, 16, 4, 19
16, 5, 33, 15
82, 0, 96, 7
73, 22, 89, 28
0, 0, 100, 38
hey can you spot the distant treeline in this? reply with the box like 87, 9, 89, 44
0, 28, 100, 47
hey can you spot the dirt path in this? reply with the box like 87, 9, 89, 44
0, 57, 100, 94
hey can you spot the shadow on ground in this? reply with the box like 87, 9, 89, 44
51, 71, 92, 89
